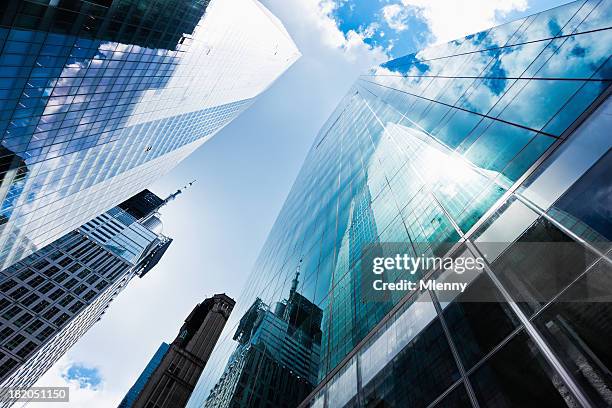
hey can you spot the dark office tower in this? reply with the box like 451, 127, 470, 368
131, 294, 235, 408
0, 188, 177, 405
0, 0, 300, 271
205, 271, 322, 408
119, 342, 171, 408
191, 1, 612, 408
118, 190, 165, 221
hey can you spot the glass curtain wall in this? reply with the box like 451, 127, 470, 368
190, 1, 611, 407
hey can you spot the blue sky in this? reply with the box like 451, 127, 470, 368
332, 0, 431, 57
63, 364, 102, 390
31, 0, 569, 406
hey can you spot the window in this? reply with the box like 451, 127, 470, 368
53, 272, 69, 284
18, 269, 34, 281
25, 320, 44, 335
469, 331, 578, 407
0, 359, 18, 377
38, 282, 54, 294
534, 259, 612, 407
27, 276, 45, 288
491, 217, 598, 316
83, 291, 96, 302
48, 289, 65, 301
0, 327, 15, 342
36, 327, 54, 342
95, 281, 109, 291
16, 341, 38, 359
0, 280, 17, 292
2, 306, 22, 321
33, 259, 49, 270
443, 273, 519, 370
43, 307, 60, 321
32, 300, 49, 313
58, 257, 72, 267
549, 150, 612, 249
21, 293, 39, 307
74, 284, 87, 295
59, 295, 74, 307
5, 334, 25, 351
361, 317, 460, 408
53, 313, 70, 326
68, 302, 85, 314
14, 312, 32, 328
64, 278, 78, 289
9, 286, 29, 301
68, 263, 82, 273
43, 266, 60, 277
49, 250, 63, 260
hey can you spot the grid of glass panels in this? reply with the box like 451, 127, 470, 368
0, 0, 300, 270
190, 1, 611, 407
0, 265, 133, 408
0, 230, 132, 395
0, 202, 170, 396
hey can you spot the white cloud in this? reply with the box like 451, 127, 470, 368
28, 357, 124, 408
382, 4, 410, 32
280, 0, 387, 63
399, 0, 528, 44
360, 22, 380, 39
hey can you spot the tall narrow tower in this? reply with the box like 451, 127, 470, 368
131, 294, 235, 408
0, 186, 190, 403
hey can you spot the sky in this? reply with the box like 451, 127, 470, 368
30, 0, 567, 406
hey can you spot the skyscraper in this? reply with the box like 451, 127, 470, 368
118, 342, 170, 408
0, 187, 178, 404
0, 0, 300, 270
205, 268, 322, 408
130, 294, 235, 408
190, 1, 612, 407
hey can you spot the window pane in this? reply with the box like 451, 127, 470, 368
431, 383, 473, 408
572, 0, 612, 33
432, 109, 482, 149
362, 316, 460, 408
497, 79, 585, 133
469, 331, 579, 407
548, 149, 612, 250
526, 31, 612, 79
507, 1, 583, 45
534, 259, 612, 407
463, 121, 538, 174
443, 273, 520, 370
490, 217, 599, 315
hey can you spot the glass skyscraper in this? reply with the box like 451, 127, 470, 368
205, 269, 322, 408
0, 0, 300, 270
118, 342, 170, 408
190, 1, 611, 407
0, 188, 173, 405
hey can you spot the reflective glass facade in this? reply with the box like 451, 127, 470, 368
205, 273, 322, 408
0, 0, 300, 270
119, 342, 170, 408
191, 1, 612, 407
